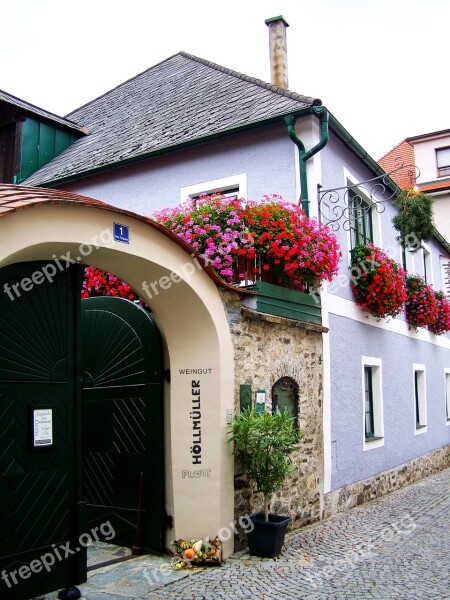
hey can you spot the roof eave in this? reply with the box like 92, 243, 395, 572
27, 107, 316, 188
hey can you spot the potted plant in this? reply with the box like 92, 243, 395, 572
392, 188, 434, 250
227, 408, 301, 558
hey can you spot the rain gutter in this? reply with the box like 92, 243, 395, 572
284, 106, 329, 215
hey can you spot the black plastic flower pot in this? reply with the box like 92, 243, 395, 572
247, 512, 291, 558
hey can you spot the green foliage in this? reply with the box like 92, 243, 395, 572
227, 408, 301, 521
392, 189, 434, 251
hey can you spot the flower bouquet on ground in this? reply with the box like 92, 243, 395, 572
170, 537, 222, 570
350, 243, 407, 320
405, 275, 438, 331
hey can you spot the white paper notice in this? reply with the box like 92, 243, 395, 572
33, 409, 53, 447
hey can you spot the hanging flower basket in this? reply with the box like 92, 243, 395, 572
428, 290, 450, 335
405, 275, 438, 331
349, 243, 407, 320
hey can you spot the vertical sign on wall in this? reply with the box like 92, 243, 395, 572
255, 390, 266, 414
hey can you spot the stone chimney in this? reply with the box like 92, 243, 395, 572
265, 16, 289, 89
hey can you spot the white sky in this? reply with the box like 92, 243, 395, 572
2, 0, 448, 161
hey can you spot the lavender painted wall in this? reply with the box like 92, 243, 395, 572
62, 124, 299, 215
329, 312, 450, 491
321, 131, 450, 492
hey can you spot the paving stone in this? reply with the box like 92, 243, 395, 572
39, 467, 450, 600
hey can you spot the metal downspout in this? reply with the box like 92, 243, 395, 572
284, 107, 329, 215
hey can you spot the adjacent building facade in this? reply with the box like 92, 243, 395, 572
379, 129, 450, 245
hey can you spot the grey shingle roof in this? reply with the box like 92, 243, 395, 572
0, 89, 86, 133
23, 52, 321, 186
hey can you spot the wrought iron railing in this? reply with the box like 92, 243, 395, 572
317, 160, 420, 232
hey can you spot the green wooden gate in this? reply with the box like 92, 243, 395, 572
0, 262, 86, 600
80, 297, 165, 552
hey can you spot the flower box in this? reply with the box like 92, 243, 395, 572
255, 281, 322, 324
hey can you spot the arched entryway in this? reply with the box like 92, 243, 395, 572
0, 185, 236, 598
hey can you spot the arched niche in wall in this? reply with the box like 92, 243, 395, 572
271, 376, 299, 426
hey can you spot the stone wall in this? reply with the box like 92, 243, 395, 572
219, 288, 327, 548
323, 444, 450, 519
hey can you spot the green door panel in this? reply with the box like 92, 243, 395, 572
81, 297, 165, 552
0, 262, 86, 600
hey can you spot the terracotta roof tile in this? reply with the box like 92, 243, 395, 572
378, 140, 416, 189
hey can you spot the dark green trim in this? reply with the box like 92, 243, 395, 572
265, 16, 289, 27
284, 107, 329, 215
255, 281, 321, 324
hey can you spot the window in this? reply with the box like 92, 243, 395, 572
422, 243, 432, 284
272, 377, 299, 425
436, 147, 450, 178
362, 357, 384, 450
180, 174, 247, 204
444, 370, 450, 424
349, 189, 373, 248
364, 367, 375, 438
413, 365, 427, 434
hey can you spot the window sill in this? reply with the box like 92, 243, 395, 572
414, 424, 428, 436
363, 435, 384, 451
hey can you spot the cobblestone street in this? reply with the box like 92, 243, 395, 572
43, 467, 450, 600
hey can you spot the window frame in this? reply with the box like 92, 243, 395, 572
436, 146, 450, 178
413, 364, 427, 435
444, 369, 450, 425
349, 189, 373, 249
421, 242, 433, 284
180, 173, 247, 204
364, 366, 375, 438
362, 356, 384, 451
